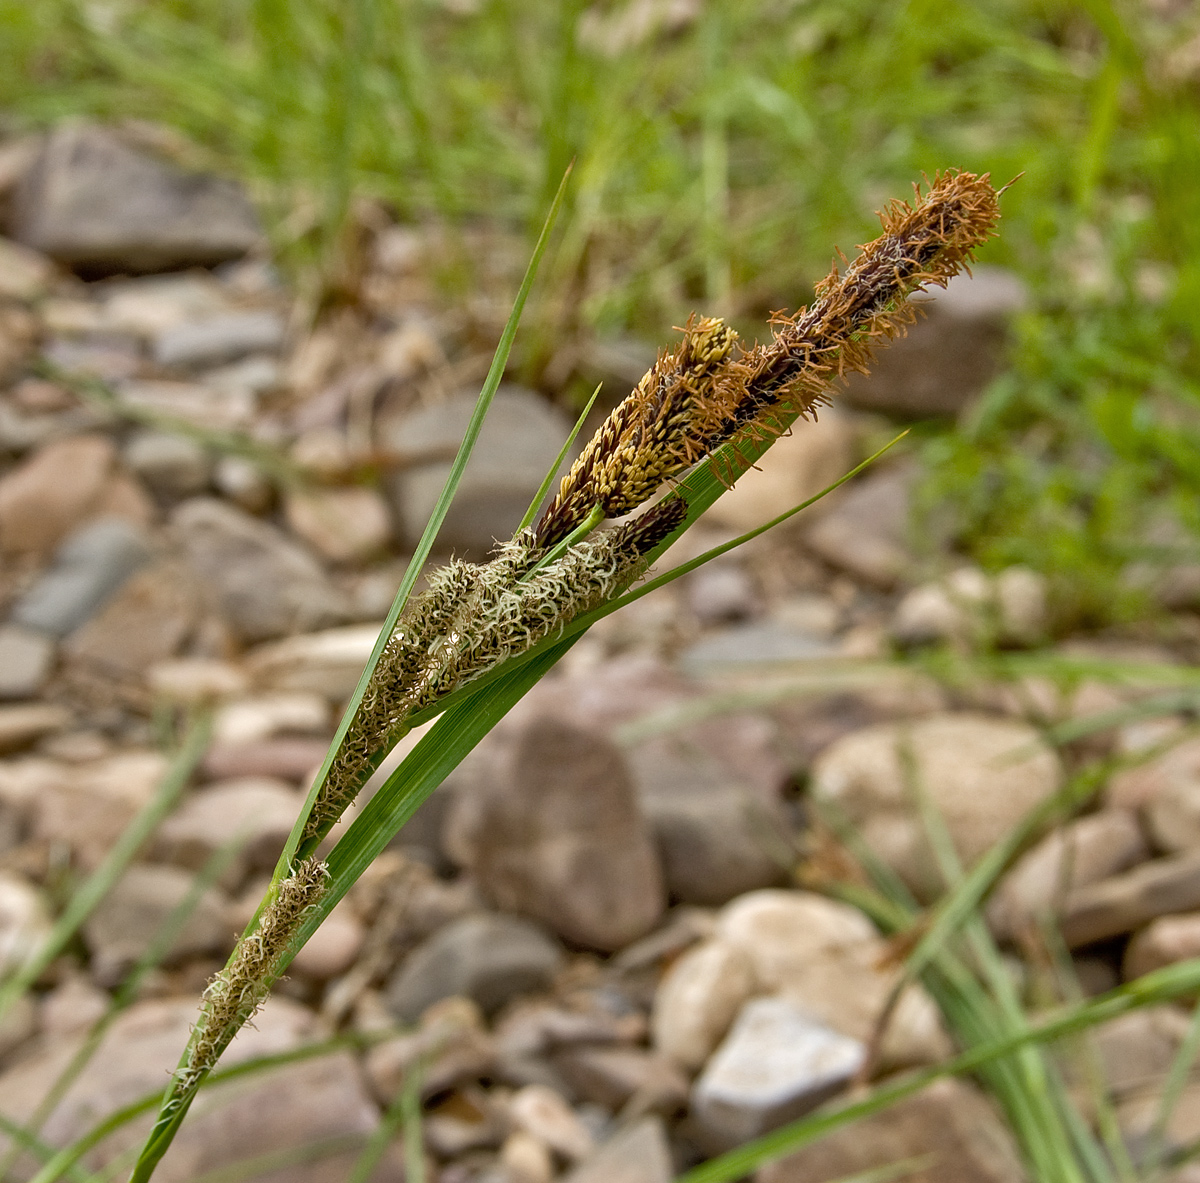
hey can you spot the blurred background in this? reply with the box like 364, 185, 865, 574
0, 3, 1199, 1183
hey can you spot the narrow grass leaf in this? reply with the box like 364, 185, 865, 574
517, 380, 602, 533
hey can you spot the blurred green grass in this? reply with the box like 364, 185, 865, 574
2, 0, 1199, 625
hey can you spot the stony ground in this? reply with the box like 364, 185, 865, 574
0, 122, 1198, 1183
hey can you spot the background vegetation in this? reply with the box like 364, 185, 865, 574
4, 0, 1200, 631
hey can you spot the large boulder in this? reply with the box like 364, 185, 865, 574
11, 124, 260, 275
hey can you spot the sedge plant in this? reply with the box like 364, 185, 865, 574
128, 168, 1004, 1180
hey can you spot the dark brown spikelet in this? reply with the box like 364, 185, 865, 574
535, 316, 738, 546
610, 495, 689, 559
693, 170, 1002, 466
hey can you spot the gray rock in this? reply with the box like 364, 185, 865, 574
686, 564, 759, 625
445, 717, 666, 951
153, 310, 285, 369
757, 1076, 1029, 1183
839, 265, 1029, 417
117, 378, 256, 431
383, 385, 571, 555
803, 464, 916, 588
82, 863, 231, 986
11, 517, 151, 637
1061, 852, 1200, 948
628, 739, 789, 906
172, 497, 345, 643
385, 913, 564, 1024
12, 124, 260, 275
560, 1117, 673, 1183
123, 430, 212, 498
692, 996, 865, 1152
552, 1045, 689, 1116
0, 626, 54, 699
679, 621, 837, 675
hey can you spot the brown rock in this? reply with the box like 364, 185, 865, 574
447, 717, 665, 951
1060, 852, 1200, 948
988, 811, 1147, 941
0, 435, 116, 554
560, 1117, 672, 1183
757, 1077, 1028, 1183
0, 704, 70, 754
1109, 737, 1200, 852
63, 559, 200, 681
283, 486, 392, 563
1125, 912, 1200, 980
201, 737, 329, 782
810, 713, 1061, 899
1084, 1007, 1190, 1101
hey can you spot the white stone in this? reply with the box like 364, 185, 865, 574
213, 693, 329, 747
651, 938, 756, 1070
692, 996, 864, 1151
0, 873, 50, 977
246, 623, 382, 700
147, 658, 249, 705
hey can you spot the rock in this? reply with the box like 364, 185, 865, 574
117, 378, 256, 431
651, 938, 757, 1071
246, 623, 382, 700
704, 407, 858, 532
12, 124, 260, 275
62, 559, 200, 680
201, 736, 330, 782
892, 566, 1048, 648
424, 1088, 507, 1157
100, 271, 231, 337
802, 464, 916, 588
1059, 852, 1200, 948
838, 265, 1029, 416
445, 717, 665, 951
679, 620, 837, 675
0, 873, 51, 978
172, 498, 345, 643
628, 739, 789, 906
552, 1045, 689, 1115
147, 658, 249, 704
508, 1085, 595, 1162
19, 750, 168, 870
0, 237, 55, 302
692, 996, 865, 1152
757, 1076, 1029, 1183
153, 777, 301, 884
988, 811, 1147, 941
684, 563, 760, 625
213, 693, 329, 746
385, 913, 564, 1023
809, 713, 1061, 899
290, 896, 365, 979
0, 434, 116, 555
715, 890, 949, 1067
1085, 1007, 1190, 1100
0, 626, 54, 699
40, 975, 109, 1038
1110, 738, 1200, 854
10, 517, 151, 637
213, 454, 274, 513
383, 385, 571, 555
123, 431, 212, 499
283, 486, 393, 563
0, 704, 70, 754
1125, 912, 1200, 979
560, 1117, 672, 1183
153, 310, 285, 369
83, 863, 231, 985
494, 1002, 646, 1064
502, 1131, 555, 1183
